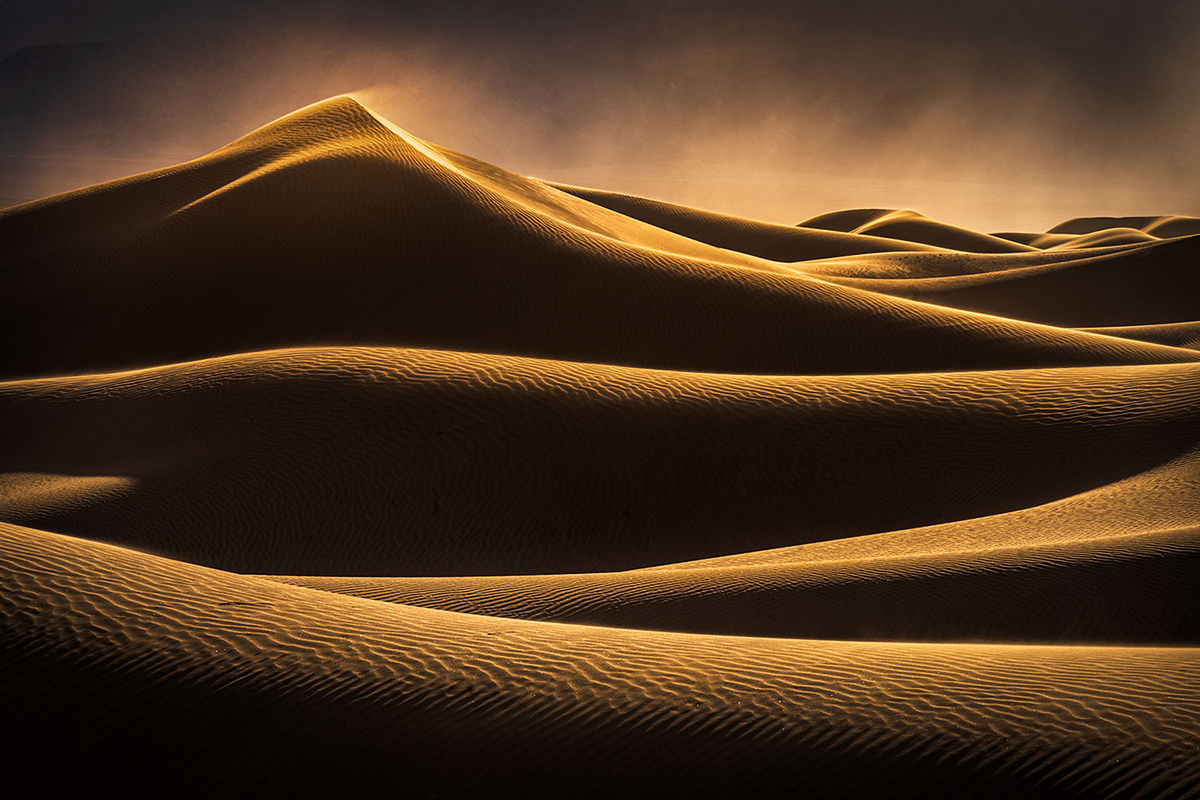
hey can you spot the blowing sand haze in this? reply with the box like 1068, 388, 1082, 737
1, 97, 1198, 797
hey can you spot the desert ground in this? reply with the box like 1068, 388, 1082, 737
2, 96, 1197, 796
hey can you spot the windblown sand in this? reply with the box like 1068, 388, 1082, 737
2, 97, 1197, 797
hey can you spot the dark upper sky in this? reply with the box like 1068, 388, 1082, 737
3, 0, 1198, 230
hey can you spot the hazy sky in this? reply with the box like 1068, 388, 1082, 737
3, 0, 1198, 230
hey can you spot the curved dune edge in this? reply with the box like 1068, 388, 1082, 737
987, 216, 1200, 250
543, 181, 947, 259
799, 240, 1158, 279
1080, 320, 1200, 351
806, 208, 1038, 254
655, 447, 1200, 567
263, 447, 1200, 642
4, 520, 1199, 795
1047, 214, 1200, 238
799, 210, 1200, 252
0, 472, 138, 520
807, 235, 1200, 327
3, 96, 1198, 380
267, 524, 1200, 643
3, 347, 1197, 576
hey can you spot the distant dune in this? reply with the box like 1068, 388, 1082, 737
2, 97, 1197, 796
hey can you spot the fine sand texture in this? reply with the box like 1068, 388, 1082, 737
2, 96, 1198, 797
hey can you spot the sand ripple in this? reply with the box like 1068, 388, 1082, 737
2, 96, 1197, 795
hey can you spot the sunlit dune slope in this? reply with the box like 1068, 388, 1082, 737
4, 521, 1199, 796
2, 96, 1196, 380
2, 348, 1196, 576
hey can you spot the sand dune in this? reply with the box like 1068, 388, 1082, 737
809, 235, 1200, 326
271, 522, 1200, 643
3, 348, 1197, 575
1048, 214, 1200, 238
1080, 320, 1200, 350
799, 208, 1037, 254
268, 449, 1200, 643
545, 182, 945, 260
2, 96, 1198, 795
2, 97, 1196, 379
5, 521, 1199, 795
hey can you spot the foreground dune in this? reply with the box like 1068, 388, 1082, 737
5, 522, 1199, 796
2, 96, 1197, 796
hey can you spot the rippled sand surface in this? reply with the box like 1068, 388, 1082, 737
2, 97, 1197, 797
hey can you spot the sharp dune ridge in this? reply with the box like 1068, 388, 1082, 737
1080, 320, 1200, 351
2, 96, 1198, 380
5, 521, 1200, 797
2, 96, 1198, 795
3, 348, 1198, 576
267, 523, 1200, 643
811, 235, 1200, 327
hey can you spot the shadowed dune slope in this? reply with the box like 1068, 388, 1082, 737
2, 96, 1197, 380
659, 448, 1200, 567
793, 241, 1155, 280
1080, 321, 1200, 350
810, 235, 1200, 326
1046, 227, 1161, 249
993, 215, 1200, 249
268, 450, 1200, 643
996, 230, 1173, 250
2, 348, 1197, 576
797, 208, 1036, 254
265, 443, 1200, 643
271, 525, 1200, 643
4, 521, 1199, 797
1048, 215, 1200, 238
543, 181, 943, 260
992, 230, 1078, 247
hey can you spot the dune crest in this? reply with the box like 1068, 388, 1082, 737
3, 96, 1197, 379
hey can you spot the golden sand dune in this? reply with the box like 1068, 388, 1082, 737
2, 348, 1197, 575
998, 229, 1167, 250
791, 241, 1159, 281
983, 216, 1198, 250
2, 96, 1198, 795
546, 182, 945, 259
4, 522, 1199, 795
1081, 320, 1200, 350
1047, 228, 1162, 249
1048, 215, 1200, 238
268, 450, 1200, 643
272, 523, 1200, 643
799, 208, 1037, 254
810, 235, 1200, 326
2, 97, 1196, 379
